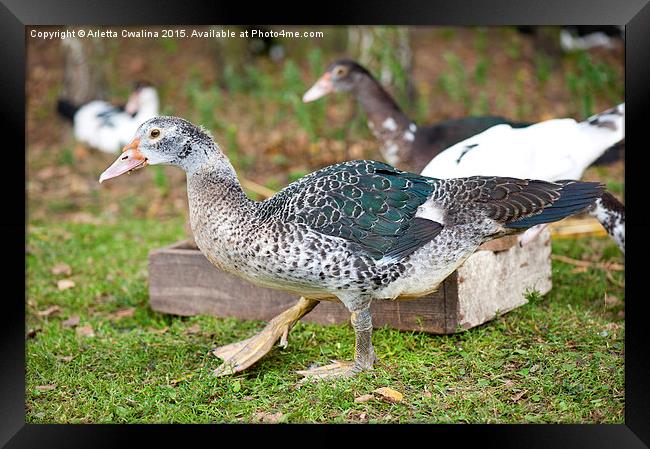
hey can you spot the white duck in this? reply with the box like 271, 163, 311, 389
420, 104, 625, 252
57, 82, 160, 154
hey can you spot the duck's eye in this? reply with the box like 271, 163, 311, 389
150, 129, 160, 138
334, 66, 346, 77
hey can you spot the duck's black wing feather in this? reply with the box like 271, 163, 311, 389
430, 176, 604, 228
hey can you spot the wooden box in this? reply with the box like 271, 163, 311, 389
148, 229, 552, 334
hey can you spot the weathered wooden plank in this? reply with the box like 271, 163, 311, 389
443, 272, 459, 333
149, 247, 299, 320
149, 242, 447, 331
455, 230, 552, 330
148, 229, 552, 334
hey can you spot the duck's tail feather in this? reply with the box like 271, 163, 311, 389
505, 180, 604, 229
589, 191, 625, 253
56, 99, 79, 122
577, 103, 625, 169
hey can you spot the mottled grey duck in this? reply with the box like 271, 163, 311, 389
100, 116, 603, 379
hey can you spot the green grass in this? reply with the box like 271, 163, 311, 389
565, 52, 622, 118
438, 52, 471, 111
26, 219, 624, 423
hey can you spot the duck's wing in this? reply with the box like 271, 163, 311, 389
95, 104, 128, 127
271, 161, 443, 261
431, 176, 604, 229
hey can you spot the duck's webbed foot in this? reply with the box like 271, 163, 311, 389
297, 306, 376, 380
212, 297, 319, 376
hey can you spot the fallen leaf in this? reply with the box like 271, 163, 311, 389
112, 308, 135, 319
423, 390, 432, 399
148, 326, 169, 334
36, 166, 57, 181
503, 379, 515, 389
57, 279, 75, 291
36, 305, 61, 317
59, 355, 74, 362
70, 212, 101, 225
511, 389, 527, 402
373, 387, 404, 403
170, 373, 194, 386
354, 394, 373, 403
184, 324, 201, 335
254, 412, 284, 423
359, 413, 367, 421
35, 384, 56, 391
62, 315, 80, 328
76, 325, 95, 338
51, 263, 72, 276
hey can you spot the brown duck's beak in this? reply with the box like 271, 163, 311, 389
302, 72, 333, 102
99, 138, 148, 183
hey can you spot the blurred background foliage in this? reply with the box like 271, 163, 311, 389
27, 25, 623, 225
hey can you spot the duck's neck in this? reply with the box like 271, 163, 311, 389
186, 159, 257, 270
355, 75, 417, 167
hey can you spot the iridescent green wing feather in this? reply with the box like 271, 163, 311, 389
271, 161, 443, 260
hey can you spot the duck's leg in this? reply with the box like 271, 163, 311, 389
297, 303, 376, 380
212, 297, 319, 376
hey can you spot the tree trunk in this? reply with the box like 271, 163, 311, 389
347, 26, 415, 104
60, 33, 108, 105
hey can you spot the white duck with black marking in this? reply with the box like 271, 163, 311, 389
420, 104, 625, 252
57, 82, 160, 154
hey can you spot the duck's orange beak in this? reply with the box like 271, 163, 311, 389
302, 72, 333, 102
99, 138, 148, 183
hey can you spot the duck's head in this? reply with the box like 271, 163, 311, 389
99, 116, 222, 183
125, 81, 159, 116
302, 59, 371, 102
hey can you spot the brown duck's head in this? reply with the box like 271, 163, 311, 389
302, 59, 373, 102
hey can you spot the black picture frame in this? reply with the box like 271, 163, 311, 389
9, 0, 649, 447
